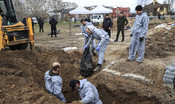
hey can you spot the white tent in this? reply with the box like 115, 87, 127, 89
173, 4, 175, 12
91, 5, 113, 14
69, 6, 91, 14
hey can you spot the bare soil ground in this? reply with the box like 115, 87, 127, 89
0, 19, 175, 104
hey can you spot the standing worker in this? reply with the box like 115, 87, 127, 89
81, 19, 96, 55
22, 16, 27, 26
69, 79, 103, 104
32, 18, 35, 33
102, 14, 113, 38
38, 17, 44, 32
85, 25, 110, 71
49, 16, 58, 37
127, 5, 149, 63
114, 13, 128, 42
44, 62, 66, 103
23, 16, 34, 33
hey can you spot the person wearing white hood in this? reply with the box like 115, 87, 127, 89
44, 62, 66, 103
69, 79, 103, 104
81, 19, 96, 56
127, 5, 149, 63
85, 25, 110, 71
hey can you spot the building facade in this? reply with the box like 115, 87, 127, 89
143, 0, 170, 16
112, 7, 131, 18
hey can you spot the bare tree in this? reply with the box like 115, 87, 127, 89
137, 0, 151, 6
13, 0, 66, 20
13, 0, 28, 21
164, 0, 175, 13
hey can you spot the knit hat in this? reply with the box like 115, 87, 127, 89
69, 80, 78, 91
135, 5, 142, 11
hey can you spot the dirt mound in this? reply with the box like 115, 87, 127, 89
110, 61, 165, 85
1, 47, 175, 104
93, 72, 161, 104
0, 49, 82, 104
92, 70, 175, 104
145, 27, 175, 58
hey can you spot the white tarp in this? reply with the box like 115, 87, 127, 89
63, 47, 78, 52
91, 5, 113, 14
154, 23, 172, 30
69, 6, 91, 14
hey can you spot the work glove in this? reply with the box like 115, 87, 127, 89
84, 46, 87, 50
139, 37, 144, 41
84, 46, 87, 49
96, 45, 101, 51
85, 34, 88, 38
130, 34, 133, 37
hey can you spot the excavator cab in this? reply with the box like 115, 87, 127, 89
0, 0, 18, 25
0, 0, 34, 51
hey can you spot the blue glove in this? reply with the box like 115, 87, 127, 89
84, 46, 87, 49
96, 46, 100, 51
84, 34, 88, 38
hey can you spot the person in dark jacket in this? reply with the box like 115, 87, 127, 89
85, 16, 91, 22
23, 17, 34, 33
32, 19, 35, 33
22, 16, 27, 26
102, 14, 113, 38
49, 16, 58, 37
38, 17, 44, 32
114, 13, 128, 42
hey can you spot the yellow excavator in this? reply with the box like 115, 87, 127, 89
0, 0, 34, 51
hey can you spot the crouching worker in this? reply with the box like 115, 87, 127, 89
44, 62, 66, 103
81, 19, 96, 56
69, 79, 103, 104
85, 25, 110, 71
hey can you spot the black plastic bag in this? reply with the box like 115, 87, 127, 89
80, 47, 94, 77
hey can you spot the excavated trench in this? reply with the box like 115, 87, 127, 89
97, 84, 159, 104
0, 48, 172, 104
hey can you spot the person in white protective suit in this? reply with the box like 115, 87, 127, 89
44, 62, 66, 103
85, 25, 110, 71
69, 79, 103, 104
127, 5, 149, 63
81, 19, 96, 56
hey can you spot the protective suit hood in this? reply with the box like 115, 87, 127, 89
140, 12, 147, 16
87, 25, 95, 32
45, 71, 52, 81
79, 79, 88, 89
